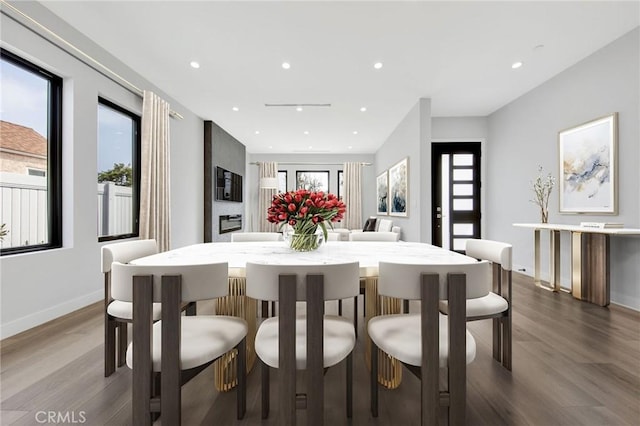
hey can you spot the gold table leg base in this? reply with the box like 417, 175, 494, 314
534, 228, 562, 293
535, 281, 570, 293
364, 277, 402, 389
213, 277, 257, 392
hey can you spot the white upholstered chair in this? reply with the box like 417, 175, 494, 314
327, 228, 350, 241
369, 261, 489, 425
101, 239, 166, 377
231, 232, 282, 242
349, 231, 399, 242
347, 230, 399, 317
112, 261, 248, 425
326, 232, 342, 241
231, 232, 283, 317
245, 261, 360, 425
440, 239, 513, 370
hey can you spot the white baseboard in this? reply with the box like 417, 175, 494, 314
610, 292, 640, 312
0, 290, 102, 340
513, 263, 533, 277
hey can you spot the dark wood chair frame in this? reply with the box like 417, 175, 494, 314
371, 272, 467, 426
467, 262, 512, 371
104, 271, 196, 377
131, 274, 246, 426
261, 273, 354, 426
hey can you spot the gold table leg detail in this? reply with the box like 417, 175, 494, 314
363, 276, 402, 389
213, 277, 257, 392
534, 228, 562, 292
571, 231, 583, 300
534, 229, 541, 286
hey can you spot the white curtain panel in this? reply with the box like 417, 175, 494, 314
258, 161, 279, 232
343, 162, 363, 230
140, 90, 171, 252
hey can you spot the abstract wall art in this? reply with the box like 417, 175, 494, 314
376, 171, 388, 215
559, 113, 617, 214
389, 157, 408, 217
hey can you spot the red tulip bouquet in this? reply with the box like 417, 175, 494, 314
267, 189, 346, 251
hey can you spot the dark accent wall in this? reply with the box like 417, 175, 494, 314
204, 121, 246, 242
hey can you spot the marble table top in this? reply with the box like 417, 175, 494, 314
132, 241, 474, 277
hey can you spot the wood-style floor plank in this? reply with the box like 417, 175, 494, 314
1, 273, 638, 425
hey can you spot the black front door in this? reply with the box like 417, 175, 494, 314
431, 142, 481, 252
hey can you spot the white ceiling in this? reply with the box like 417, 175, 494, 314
42, 1, 639, 154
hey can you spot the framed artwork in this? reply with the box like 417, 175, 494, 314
388, 157, 409, 217
296, 170, 329, 192
559, 113, 617, 214
376, 171, 388, 215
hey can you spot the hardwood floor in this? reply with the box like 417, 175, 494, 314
1, 273, 638, 425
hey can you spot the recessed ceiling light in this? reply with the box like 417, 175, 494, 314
282, 62, 291, 69
296, 106, 303, 112
308, 145, 313, 150
268, 145, 273, 149
232, 106, 239, 112
348, 146, 353, 150
303, 131, 309, 135
353, 131, 358, 135
373, 62, 383, 70
255, 131, 260, 135
189, 61, 200, 69
360, 107, 367, 112
512, 61, 523, 69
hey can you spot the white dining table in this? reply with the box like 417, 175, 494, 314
132, 240, 474, 273
132, 240, 476, 390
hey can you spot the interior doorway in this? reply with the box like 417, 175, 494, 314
431, 142, 481, 252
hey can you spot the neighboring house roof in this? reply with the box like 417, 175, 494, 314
0, 120, 47, 157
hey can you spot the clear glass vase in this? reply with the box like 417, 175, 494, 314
540, 207, 549, 223
289, 233, 323, 251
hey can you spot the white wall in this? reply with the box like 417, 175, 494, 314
432, 117, 488, 140
431, 116, 489, 240
0, 3, 204, 338
487, 28, 640, 309
246, 153, 375, 232
374, 99, 431, 242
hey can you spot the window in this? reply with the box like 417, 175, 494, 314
337, 170, 344, 200
97, 98, 141, 241
296, 171, 329, 192
278, 170, 287, 193
0, 49, 62, 254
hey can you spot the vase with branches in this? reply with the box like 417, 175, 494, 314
530, 166, 555, 223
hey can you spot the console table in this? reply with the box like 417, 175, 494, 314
513, 223, 640, 306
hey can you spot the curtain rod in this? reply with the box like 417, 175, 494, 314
1, 0, 183, 120
251, 161, 372, 166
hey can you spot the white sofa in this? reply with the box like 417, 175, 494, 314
327, 217, 402, 241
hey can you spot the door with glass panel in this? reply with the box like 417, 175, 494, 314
431, 142, 481, 252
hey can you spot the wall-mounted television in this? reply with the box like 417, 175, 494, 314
216, 166, 243, 202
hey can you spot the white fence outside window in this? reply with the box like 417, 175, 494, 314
0, 173, 132, 249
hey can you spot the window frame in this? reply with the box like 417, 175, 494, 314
295, 170, 330, 192
97, 97, 141, 242
278, 170, 288, 193
0, 49, 62, 256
